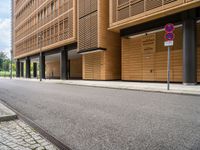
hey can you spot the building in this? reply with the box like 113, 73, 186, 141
12, 0, 200, 84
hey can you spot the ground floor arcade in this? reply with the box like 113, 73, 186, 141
16, 44, 82, 80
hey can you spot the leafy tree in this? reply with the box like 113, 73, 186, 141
0, 51, 8, 71
0, 51, 11, 72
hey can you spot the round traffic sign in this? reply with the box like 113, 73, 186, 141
165, 23, 175, 33
165, 32, 175, 41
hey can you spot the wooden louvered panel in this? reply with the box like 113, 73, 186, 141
118, 0, 129, 6
79, 18, 85, 50
79, 12, 98, 51
83, 52, 102, 80
79, 0, 85, 18
118, 6, 129, 21
90, 0, 97, 13
112, 0, 117, 22
69, 0, 73, 9
84, 15, 91, 50
164, 0, 178, 5
90, 12, 98, 48
113, 0, 181, 23
68, 11, 73, 38
130, 0, 144, 16
146, 0, 162, 11
85, 0, 91, 17
79, 0, 97, 18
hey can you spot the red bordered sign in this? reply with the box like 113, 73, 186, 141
165, 23, 175, 33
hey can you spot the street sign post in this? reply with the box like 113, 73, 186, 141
164, 23, 175, 90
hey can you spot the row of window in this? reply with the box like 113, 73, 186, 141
15, 0, 73, 42
112, 0, 178, 22
16, 0, 45, 26
15, 12, 73, 57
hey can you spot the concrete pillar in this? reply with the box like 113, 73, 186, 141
26, 57, 30, 78
40, 53, 45, 79
60, 47, 68, 80
20, 62, 24, 77
183, 10, 197, 85
16, 59, 20, 78
33, 63, 37, 78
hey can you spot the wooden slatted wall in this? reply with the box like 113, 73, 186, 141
122, 27, 183, 82
82, 0, 121, 80
78, 0, 98, 51
99, 0, 121, 80
115, 0, 180, 22
83, 52, 103, 80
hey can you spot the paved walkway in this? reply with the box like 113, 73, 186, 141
0, 102, 58, 150
10, 78, 200, 96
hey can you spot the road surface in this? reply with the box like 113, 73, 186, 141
0, 79, 200, 150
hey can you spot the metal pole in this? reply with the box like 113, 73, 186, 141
167, 46, 171, 90
10, 56, 12, 79
39, 34, 42, 82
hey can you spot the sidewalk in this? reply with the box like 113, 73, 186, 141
0, 102, 58, 150
11, 78, 200, 96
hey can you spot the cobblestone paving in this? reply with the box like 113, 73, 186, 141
0, 120, 58, 150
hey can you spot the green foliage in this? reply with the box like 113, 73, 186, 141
0, 51, 16, 77
0, 51, 10, 71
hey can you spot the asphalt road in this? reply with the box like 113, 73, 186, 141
0, 79, 200, 150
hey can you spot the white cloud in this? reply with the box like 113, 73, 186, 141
0, 18, 11, 58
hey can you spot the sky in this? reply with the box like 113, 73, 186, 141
0, 0, 11, 58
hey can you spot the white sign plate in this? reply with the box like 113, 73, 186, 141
164, 41, 174, 47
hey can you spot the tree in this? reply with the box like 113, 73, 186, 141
0, 51, 9, 71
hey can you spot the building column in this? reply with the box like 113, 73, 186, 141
26, 57, 30, 78
16, 59, 20, 78
40, 53, 45, 79
33, 63, 37, 78
20, 62, 24, 77
183, 10, 197, 85
60, 47, 68, 80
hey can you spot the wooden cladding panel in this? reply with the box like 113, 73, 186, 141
79, 12, 98, 51
122, 37, 143, 80
118, 0, 129, 6
146, 0, 162, 11
112, 0, 117, 23
118, 6, 129, 21
78, 0, 98, 51
130, 1, 144, 16
79, 0, 97, 18
98, 0, 121, 80
164, 0, 178, 4
83, 52, 103, 80
112, 0, 182, 23
122, 28, 183, 82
